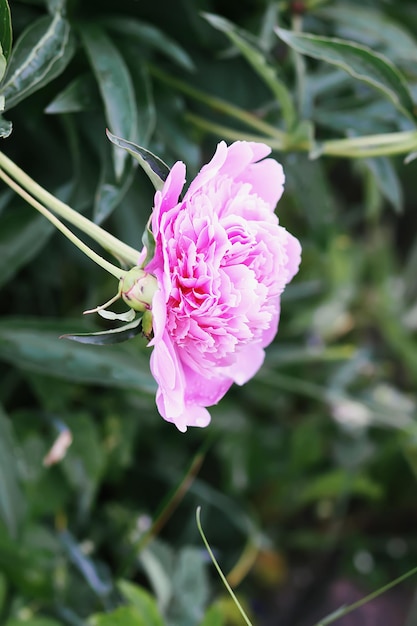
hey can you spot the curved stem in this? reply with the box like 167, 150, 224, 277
0, 169, 127, 280
0, 151, 141, 266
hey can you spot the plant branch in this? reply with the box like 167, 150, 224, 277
0, 168, 127, 280
0, 151, 141, 266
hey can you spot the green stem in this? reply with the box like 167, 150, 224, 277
0, 168, 127, 280
149, 65, 286, 142
0, 151, 141, 266
186, 110, 417, 158
184, 112, 285, 149
196, 507, 253, 626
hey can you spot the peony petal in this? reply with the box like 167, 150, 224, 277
260, 302, 281, 349
220, 141, 271, 178
225, 342, 266, 385
186, 141, 228, 197
152, 161, 186, 235
284, 231, 302, 282
236, 159, 285, 208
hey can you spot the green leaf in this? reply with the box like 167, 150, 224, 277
276, 28, 416, 120
106, 130, 170, 191
93, 140, 135, 225
140, 541, 174, 613
169, 547, 209, 626
90, 606, 146, 626
0, 13, 75, 111
363, 156, 403, 213
0, 113, 11, 137
204, 13, 295, 129
0, 318, 156, 394
100, 17, 195, 72
0, 206, 53, 290
118, 54, 155, 147
62, 318, 143, 345
199, 605, 225, 626
45, 73, 100, 114
0, 572, 6, 614
0, 0, 12, 61
316, 4, 417, 65
118, 580, 165, 626
0, 44, 6, 85
0, 405, 24, 538
79, 24, 137, 180
299, 469, 383, 504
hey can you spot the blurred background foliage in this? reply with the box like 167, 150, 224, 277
1, 0, 417, 624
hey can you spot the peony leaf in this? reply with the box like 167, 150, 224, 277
316, 4, 417, 65
204, 13, 295, 130
118, 580, 165, 626
363, 156, 403, 214
106, 130, 170, 191
0, 113, 11, 137
0, 44, 5, 85
93, 140, 135, 225
0, 13, 75, 111
0, 405, 25, 538
100, 16, 195, 72
61, 318, 143, 345
0, 206, 53, 289
0, 0, 12, 62
276, 28, 416, 121
45, 73, 100, 114
89, 606, 147, 626
0, 318, 156, 392
79, 24, 137, 180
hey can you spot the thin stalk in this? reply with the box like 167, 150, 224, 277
196, 507, 253, 626
150, 65, 286, 142
292, 13, 308, 119
186, 111, 417, 158
185, 112, 286, 150
0, 169, 127, 280
0, 151, 141, 266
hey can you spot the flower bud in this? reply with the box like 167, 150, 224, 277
120, 267, 158, 312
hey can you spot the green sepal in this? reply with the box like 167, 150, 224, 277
61, 318, 143, 345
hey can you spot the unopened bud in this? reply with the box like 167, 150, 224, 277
120, 268, 158, 312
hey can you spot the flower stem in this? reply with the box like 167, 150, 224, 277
291, 13, 308, 119
0, 168, 127, 280
0, 151, 141, 266
150, 65, 286, 142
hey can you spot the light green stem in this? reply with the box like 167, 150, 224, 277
0, 151, 141, 266
196, 507, 253, 626
185, 111, 417, 158
150, 65, 286, 142
0, 168, 127, 280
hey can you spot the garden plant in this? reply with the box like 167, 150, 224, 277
2, 0, 417, 625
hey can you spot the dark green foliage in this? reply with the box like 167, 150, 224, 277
1, 0, 417, 624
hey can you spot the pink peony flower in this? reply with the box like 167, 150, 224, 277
146, 141, 301, 432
